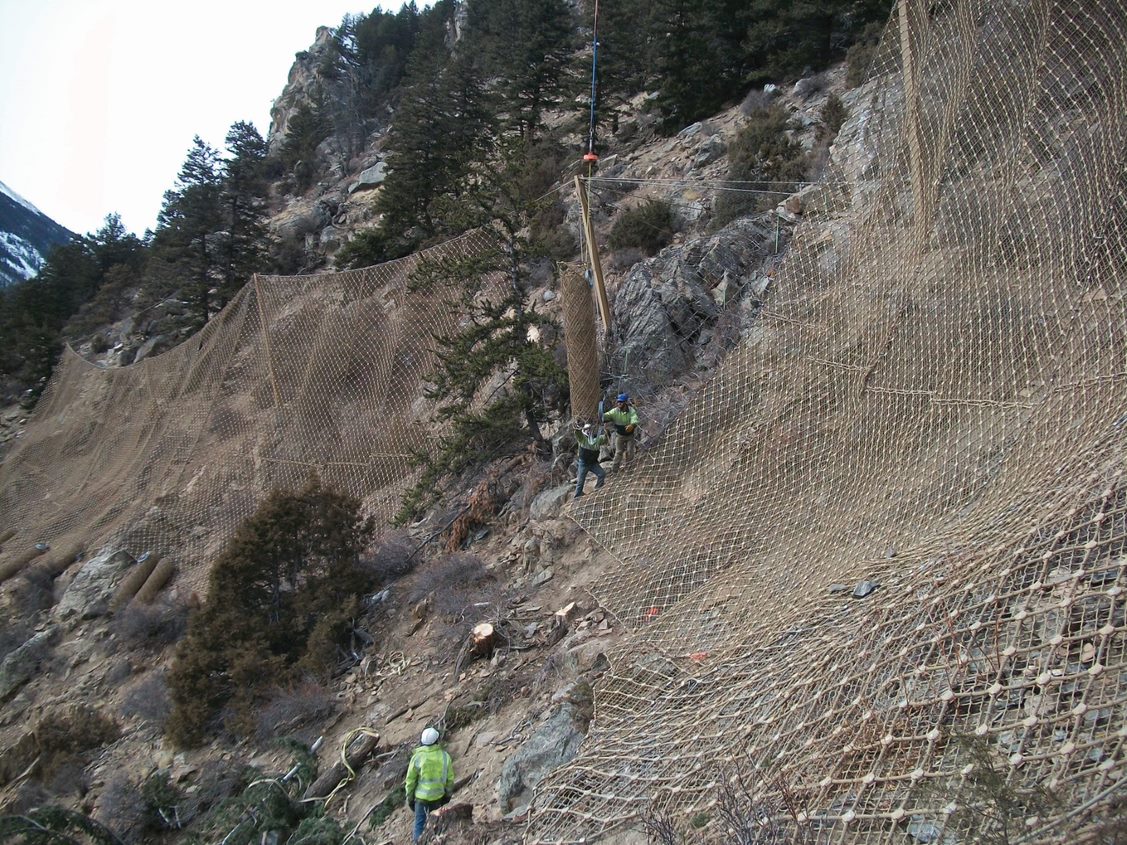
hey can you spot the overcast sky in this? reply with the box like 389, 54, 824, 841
0, 0, 407, 236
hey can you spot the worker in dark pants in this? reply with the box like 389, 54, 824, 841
574, 417, 608, 498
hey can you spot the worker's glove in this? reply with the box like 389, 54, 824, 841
407, 798, 415, 811
625, 424, 635, 435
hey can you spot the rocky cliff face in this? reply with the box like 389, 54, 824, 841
266, 26, 338, 155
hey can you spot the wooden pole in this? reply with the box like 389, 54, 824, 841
574, 176, 612, 332
898, 0, 931, 244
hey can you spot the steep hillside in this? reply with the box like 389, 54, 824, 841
2, 1, 1127, 844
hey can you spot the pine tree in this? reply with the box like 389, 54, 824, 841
588, 0, 655, 140
377, 37, 494, 249
150, 137, 224, 329
279, 101, 330, 191
466, 0, 578, 141
648, 0, 744, 132
219, 121, 270, 305
742, 0, 889, 83
397, 139, 568, 522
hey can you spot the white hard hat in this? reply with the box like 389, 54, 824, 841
421, 727, 440, 746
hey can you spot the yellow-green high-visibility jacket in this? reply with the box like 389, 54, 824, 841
405, 744, 455, 803
603, 405, 639, 435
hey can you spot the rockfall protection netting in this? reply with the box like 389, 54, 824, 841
530, 0, 1127, 842
561, 264, 603, 421
0, 229, 506, 597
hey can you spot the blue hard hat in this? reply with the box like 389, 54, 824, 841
616, 393, 629, 402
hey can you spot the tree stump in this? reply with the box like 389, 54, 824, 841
470, 623, 495, 656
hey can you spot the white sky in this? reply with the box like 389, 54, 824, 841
0, 1, 404, 236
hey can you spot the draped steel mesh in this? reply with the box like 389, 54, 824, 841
530, 0, 1127, 841
0, 229, 503, 596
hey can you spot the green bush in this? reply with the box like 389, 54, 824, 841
821, 94, 847, 136
167, 477, 376, 746
713, 107, 806, 227
846, 22, 884, 88
608, 199, 674, 256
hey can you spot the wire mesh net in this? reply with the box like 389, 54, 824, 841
530, 0, 1127, 841
0, 229, 504, 596
561, 264, 603, 421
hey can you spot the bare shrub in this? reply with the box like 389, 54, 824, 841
609, 246, 646, 273
120, 670, 172, 729
9, 567, 56, 616
641, 811, 684, 844
740, 88, 773, 116
2, 780, 51, 815
34, 706, 120, 796
96, 774, 148, 843
254, 680, 337, 742
410, 553, 496, 620
112, 600, 188, 650
713, 766, 812, 845
0, 619, 33, 662
362, 530, 415, 582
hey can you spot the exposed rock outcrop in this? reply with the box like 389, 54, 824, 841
267, 26, 337, 153
607, 215, 775, 393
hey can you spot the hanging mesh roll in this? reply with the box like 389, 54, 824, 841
560, 264, 603, 420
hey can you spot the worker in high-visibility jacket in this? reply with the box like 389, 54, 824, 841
574, 417, 608, 498
405, 727, 455, 843
603, 392, 640, 470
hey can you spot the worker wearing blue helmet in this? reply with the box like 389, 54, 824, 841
603, 392, 640, 470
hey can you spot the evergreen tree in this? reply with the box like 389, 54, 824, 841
466, 0, 578, 141
397, 139, 569, 522
219, 121, 271, 305
0, 214, 147, 404
742, 0, 889, 83
587, 0, 655, 141
376, 34, 494, 249
354, 3, 423, 114
648, 0, 744, 132
167, 478, 375, 746
279, 101, 330, 191
150, 137, 224, 329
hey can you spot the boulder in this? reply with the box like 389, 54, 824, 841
608, 216, 773, 391
530, 483, 573, 521
348, 161, 387, 193
497, 683, 592, 812
0, 628, 55, 702
54, 549, 136, 620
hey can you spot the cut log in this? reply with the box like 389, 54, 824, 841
28, 543, 84, 580
109, 555, 159, 611
302, 731, 380, 801
0, 546, 49, 584
134, 558, 175, 604
470, 623, 495, 656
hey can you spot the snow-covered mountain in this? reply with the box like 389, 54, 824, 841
0, 180, 74, 288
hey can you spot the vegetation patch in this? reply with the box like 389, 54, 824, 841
166, 477, 376, 746
713, 107, 806, 228
608, 199, 675, 256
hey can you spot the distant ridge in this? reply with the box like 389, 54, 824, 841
0, 180, 74, 287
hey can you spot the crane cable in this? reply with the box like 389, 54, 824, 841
584, 0, 601, 176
